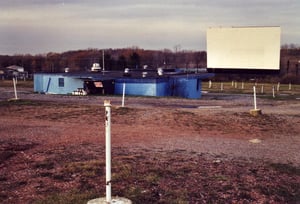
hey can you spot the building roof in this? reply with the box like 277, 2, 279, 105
34, 69, 214, 81
6, 65, 24, 72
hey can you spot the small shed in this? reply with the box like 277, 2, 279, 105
5, 65, 28, 79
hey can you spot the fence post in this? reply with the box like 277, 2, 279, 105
250, 86, 262, 116
209, 80, 212, 89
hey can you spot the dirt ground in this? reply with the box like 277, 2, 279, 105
0, 87, 299, 203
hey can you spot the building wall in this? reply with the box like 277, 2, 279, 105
115, 77, 202, 99
34, 74, 44, 92
115, 78, 169, 97
170, 77, 201, 99
34, 73, 207, 98
34, 74, 83, 94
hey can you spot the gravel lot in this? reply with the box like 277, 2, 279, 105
0, 86, 299, 203
1, 87, 299, 165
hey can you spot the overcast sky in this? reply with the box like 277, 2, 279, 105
0, 0, 299, 55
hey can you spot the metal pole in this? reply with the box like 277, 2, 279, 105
253, 86, 257, 110
104, 100, 111, 203
102, 50, 105, 71
122, 83, 126, 107
13, 77, 18, 99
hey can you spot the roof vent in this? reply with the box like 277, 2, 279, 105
142, 72, 148, 78
91, 63, 101, 72
123, 68, 131, 76
157, 68, 163, 76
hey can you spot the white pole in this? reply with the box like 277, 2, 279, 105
122, 83, 126, 107
220, 82, 223, 91
253, 86, 257, 110
104, 100, 111, 203
13, 77, 18, 99
261, 85, 264, 94
272, 86, 275, 98
208, 80, 212, 89
289, 82, 292, 90
241, 82, 244, 89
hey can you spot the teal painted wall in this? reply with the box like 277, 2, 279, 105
34, 74, 83, 94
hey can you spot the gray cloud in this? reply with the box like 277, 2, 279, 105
0, 0, 299, 54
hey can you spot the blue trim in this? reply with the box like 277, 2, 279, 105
115, 77, 168, 84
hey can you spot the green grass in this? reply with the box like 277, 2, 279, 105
113, 106, 134, 115
269, 163, 300, 176
202, 81, 300, 99
29, 154, 300, 204
0, 99, 44, 107
0, 79, 33, 88
62, 160, 104, 177
33, 190, 98, 204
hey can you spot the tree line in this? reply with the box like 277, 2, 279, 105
0, 47, 206, 73
0, 46, 299, 83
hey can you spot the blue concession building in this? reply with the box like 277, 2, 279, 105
34, 70, 213, 99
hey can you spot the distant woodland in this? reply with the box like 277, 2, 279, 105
0, 45, 299, 83
0, 47, 206, 73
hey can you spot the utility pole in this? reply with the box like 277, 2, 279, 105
102, 50, 105, 71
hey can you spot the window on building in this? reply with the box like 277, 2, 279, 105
58, 78, 64, 87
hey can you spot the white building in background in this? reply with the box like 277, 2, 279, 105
7, 65, 24, 72
4, 65, 28, 79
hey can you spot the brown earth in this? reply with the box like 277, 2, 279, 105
0, 87, 299, 203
